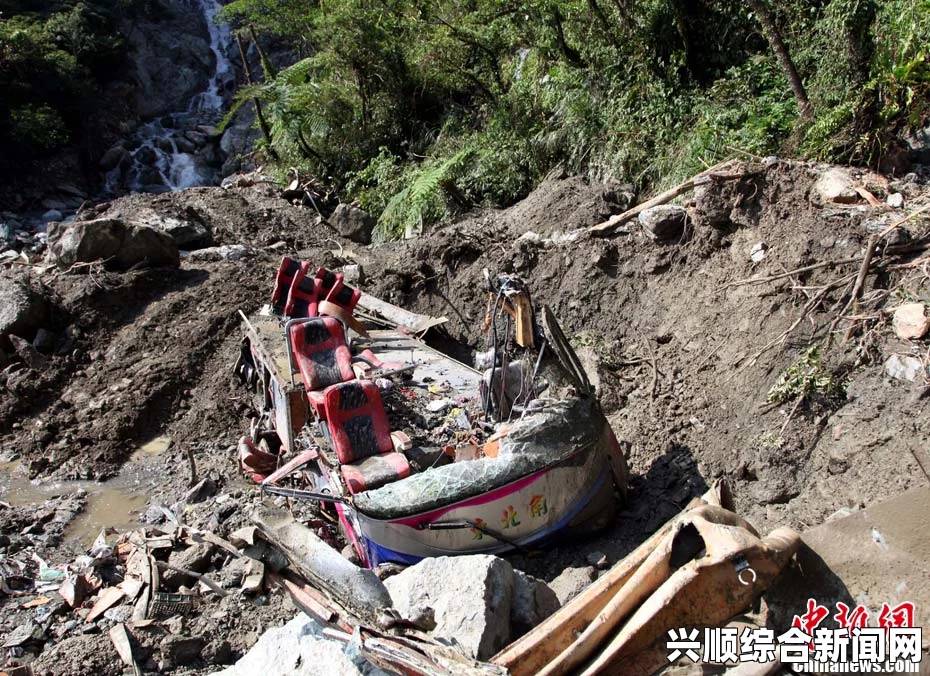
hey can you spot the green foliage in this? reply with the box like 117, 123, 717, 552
220, 0, 930, 239
375, 146, 476, 242
767, 346, 846, 405
0, 0, 128, 172
9, 103, 69, 151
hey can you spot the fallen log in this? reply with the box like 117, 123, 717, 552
588, 159, 738, 237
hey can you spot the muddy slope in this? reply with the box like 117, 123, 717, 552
0, 160, 928, 673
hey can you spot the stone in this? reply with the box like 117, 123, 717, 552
99, 145, 127, 171
384, 554, 514, 660
182, 477, 217, 504
638, 205, 688, 240
883, 354, 926, 383
549, 565, 596, 605
42, 209, 63, 223
328, 203, 376, 244
160, 634, 205, 668
341, 264, 363, 286
184, 244, 254, 262
161, 542, 216, 590
585, 550, 609, 569
511, 570, 559, 636
10, 335, 48, 369
892, 303, 929, 340
216, 613, 378, 676
692, 183, 732, 228
0, 276, 50, 346
750, 242, 768, 263
886, 192, 904, 208
814, 168, 858, 204
134, 215, 211, 248
47, 218, 179, 271
33, 328, 56, 353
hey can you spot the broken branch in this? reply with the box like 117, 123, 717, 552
588, 159, 737, 236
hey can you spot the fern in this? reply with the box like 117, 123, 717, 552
375, 147, 476, 242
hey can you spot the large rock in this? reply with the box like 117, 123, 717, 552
384, 554, 514, 660
511, 570, 560, 636
47, 218, 179, 271
549, 565, 596, 605
216, 613, 384, 676
814, 168, 858, 205
328, 204, 376, 244
131, 213, 212, 248
638, 205, 688, 240
0, 276, 50, 347
883, 354, 926, 382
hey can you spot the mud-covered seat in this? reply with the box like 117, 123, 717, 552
324, 380, 410, 494
285, 262, 322, 318
271, 257, 301, 313
289, 318, 355, 418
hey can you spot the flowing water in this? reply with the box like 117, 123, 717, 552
105, 0, 234, 194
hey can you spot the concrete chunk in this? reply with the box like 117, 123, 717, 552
384, 554, 514, 660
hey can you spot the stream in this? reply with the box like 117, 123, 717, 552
105, 0, 234, 195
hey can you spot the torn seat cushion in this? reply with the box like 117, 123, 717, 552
324, 380, 393, 464
290, 318, 354, 395
341, 452, 410, 494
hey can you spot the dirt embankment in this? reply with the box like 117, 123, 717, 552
0, 161, 928, 673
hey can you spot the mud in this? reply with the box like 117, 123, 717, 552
1, 161, 929, 673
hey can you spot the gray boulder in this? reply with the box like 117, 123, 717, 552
184, 244, 254, 262
638, 205, 688, 240
47, 218, 179, 271
511, 570, 560, 636
133, 214, 211, 248
216, 613, 382, 676
329, 204, 376, 244
884, 354, 926, 382
0, 276, 50, 347
549, 565, 596, 605
814, 168, 858, 205
384, 554, 514, 660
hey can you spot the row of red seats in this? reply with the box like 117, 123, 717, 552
270, 258, 362, 319
272, 258, 412, 494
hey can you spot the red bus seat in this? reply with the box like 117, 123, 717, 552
323, 381, 410, 493
285, 262, 322, 318
289, 318, 355, 418
271, 257, 301, 313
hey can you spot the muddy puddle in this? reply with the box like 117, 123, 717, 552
0, 435, 172, 548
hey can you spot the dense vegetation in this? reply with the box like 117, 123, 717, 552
220, 0, 930, 239
0, 0, 129, 175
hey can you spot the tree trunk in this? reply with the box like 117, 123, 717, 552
236, 33, 276, 157
746, 0, 814, 121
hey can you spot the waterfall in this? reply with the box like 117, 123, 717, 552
105, 0, 234, 195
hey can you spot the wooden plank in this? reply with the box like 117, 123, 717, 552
491, 484, 728, 675
357, 292, 447, 334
